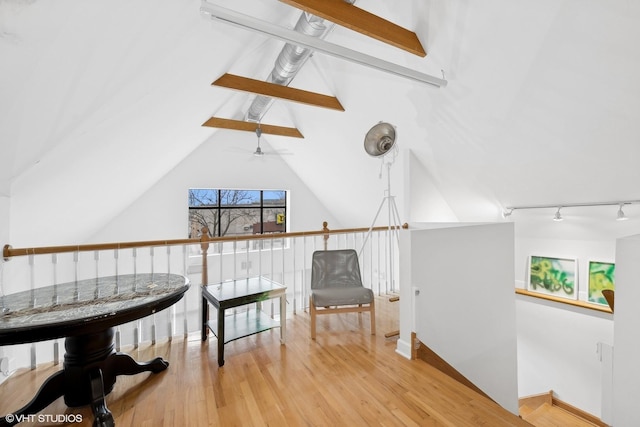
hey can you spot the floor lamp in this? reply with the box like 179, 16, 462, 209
360, 122, 401, 293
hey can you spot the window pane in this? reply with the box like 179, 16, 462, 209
262, 208, 286, 234
188, 208, 217, 238
220, 190, 260, 207
219, 207, 260, 236
263, 191, 286, 205
188, 189, 217, 207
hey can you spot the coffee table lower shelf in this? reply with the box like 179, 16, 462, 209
205, 310, 281, 344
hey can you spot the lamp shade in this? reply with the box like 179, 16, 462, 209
364, 122, 396, 157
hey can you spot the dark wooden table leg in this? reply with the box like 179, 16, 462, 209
85, 346, 168, 427
217, 306, 225, 367
0, 370, 65, 427
89, 369, 113, 427
202, 295, 209, 341
106, 353, 169, 376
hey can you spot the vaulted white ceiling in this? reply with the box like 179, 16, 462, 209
2, 0, 640, 241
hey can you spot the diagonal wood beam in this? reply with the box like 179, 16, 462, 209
201, 117, 304, 138
212, 73, 345, 111
279, 0, 426, 57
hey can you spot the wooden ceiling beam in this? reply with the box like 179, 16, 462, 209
212, 73, 344, 111
201, 117, 304, 138
279, 0, 426, 57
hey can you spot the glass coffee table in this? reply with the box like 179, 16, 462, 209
0, 273, 189, 427
201, 277, 286, 367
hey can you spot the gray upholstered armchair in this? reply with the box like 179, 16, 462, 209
309, 249, 376, 339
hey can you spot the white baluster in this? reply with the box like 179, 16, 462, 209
52, 253, 59, 365
29, 255, 36, 370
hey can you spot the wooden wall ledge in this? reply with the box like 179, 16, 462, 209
515, 288, 612, 314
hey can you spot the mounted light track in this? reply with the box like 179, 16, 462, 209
212, 73, 344, 111
503, 200, 640, 221
200, 2, 447, 88
201, 117, 304, 138
279, 0, 426, 57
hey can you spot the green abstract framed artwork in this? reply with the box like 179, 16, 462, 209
528, 255, 578, 300
588, 261, 615, 305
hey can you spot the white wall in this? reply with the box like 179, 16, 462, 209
399, 222, 519, 415
0, 195, 8, 254
402, 150, 458, 223
516, 297, 613, 415
6, 128, 342, 248
397, 207, 629, 418
511, 211, 636, 419
612, 234, 640, 427
0, 196, 9, 384
88, 130, 341, 244
514, 233, 615, 417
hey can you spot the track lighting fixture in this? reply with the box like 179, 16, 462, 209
503, 200, 639, 221
553, 207, 563, 222
501, 208, 514, 219
617, 204, 629, 221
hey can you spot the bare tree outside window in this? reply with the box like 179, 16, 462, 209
188, 189, 286, 239
188, 189, 218, 238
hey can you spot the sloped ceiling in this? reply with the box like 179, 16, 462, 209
2, 0, 640, 241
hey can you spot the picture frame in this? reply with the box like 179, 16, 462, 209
588, 261, 615, 306
527, 255, 578, 300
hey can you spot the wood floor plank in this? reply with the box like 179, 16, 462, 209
524, 402, 598, 427
0, 296, 529, 426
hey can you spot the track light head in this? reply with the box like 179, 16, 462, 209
553, 207, 563, 222
502, 208, 514, 219
617, 204, 629, 221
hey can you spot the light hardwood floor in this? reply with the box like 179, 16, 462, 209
0, 296, 530, 426
521, 403, 600, 427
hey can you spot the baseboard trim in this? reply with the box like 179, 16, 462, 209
519, 390, 608, 427
395, 338, 412, 360
552, 397, 608, 427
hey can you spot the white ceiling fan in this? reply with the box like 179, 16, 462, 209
253, 126, 266, 156
222, 123, 293, 158
251, 124, 292, 158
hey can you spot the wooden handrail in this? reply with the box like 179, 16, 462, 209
3, 222, 408, 260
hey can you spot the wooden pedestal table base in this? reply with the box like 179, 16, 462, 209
0, 328, 168, 427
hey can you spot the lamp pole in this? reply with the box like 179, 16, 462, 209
360, 160, 402, 293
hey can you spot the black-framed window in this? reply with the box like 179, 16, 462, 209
188, 189, 287, 238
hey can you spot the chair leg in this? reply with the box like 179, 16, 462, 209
370, 300, 376, 335
310, 297, 317, 340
